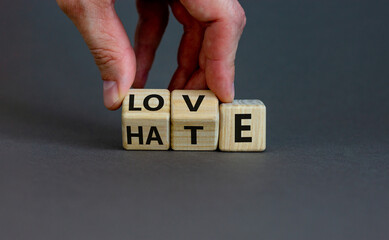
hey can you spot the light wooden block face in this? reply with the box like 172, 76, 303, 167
171, 90, 219, 151
122, 89, 170, 150
219, 100, 266, 152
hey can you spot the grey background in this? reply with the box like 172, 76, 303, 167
1, 0, 388, 239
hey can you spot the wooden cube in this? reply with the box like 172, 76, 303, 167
122, 89, 170, 150
171, 90, 219, 151
219, 100, 266, 152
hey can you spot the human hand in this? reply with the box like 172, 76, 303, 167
57, 0, 246, 110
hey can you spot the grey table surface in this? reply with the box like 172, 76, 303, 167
1, 1, 388, 239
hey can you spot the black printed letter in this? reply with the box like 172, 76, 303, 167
184, 126, 204, 144
146, 127, 163, 145
144, 95, 164, 111
128, 95, 141, 111
127, 126, 143, 144
235, 114, 252, 142
182, 95, 205, 112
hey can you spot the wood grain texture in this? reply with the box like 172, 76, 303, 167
122, 89, 170, 150
171, 90, 219, 151
219, 100, 266, 152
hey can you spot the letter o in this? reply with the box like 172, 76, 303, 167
143, 94, 164, 111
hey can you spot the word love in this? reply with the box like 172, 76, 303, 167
121, 89, 266, 152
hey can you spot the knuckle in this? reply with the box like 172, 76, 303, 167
235, 5, 247, 30
90, 47, 122, 68
241, 10, 247, 29
57, 0, 113, 17
56, 0, 84, 17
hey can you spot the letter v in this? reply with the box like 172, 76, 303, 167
182, 95, 205, 112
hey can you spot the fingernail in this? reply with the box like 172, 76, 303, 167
103, 81, 119, 109
230, 82, 235, 101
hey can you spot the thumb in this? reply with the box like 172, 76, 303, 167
57, 0, 136, 110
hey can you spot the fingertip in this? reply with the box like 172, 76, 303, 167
208, 79, 235, 103
133, 70, 148, 88
167, 84, 177, 92
216, 84, 234, 103
103, 81, 122, 110
169, 69, 189, 91
225, 82, 235, 103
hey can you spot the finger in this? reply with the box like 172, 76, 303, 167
57, 0, 136, 110
183, 48, 206, 89
133, 0, 169, 88
180, 0, 246, 102
184, 69, 207, 89
168, 0, 204, 91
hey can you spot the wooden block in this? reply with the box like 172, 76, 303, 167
171, 90, 219, 151
219, 100, 266, 152
122, 89, 170, 150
